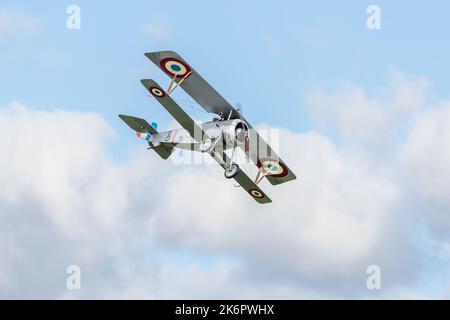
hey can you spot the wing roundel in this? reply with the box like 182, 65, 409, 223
145, 51, 240, 119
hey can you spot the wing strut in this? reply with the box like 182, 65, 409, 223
167, 71, 192, 95
254, 160, 281, 184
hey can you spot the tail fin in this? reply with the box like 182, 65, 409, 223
118, 114, 175, 159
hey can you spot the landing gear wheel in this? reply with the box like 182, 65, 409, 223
224, 163, 239, 179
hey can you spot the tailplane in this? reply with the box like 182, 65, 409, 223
118, 114, 175, 159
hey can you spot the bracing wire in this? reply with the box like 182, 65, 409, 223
172, 97, 212, 122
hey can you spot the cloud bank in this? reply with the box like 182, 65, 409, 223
1, 70, 450, 298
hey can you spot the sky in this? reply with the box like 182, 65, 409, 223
1, 0, 450, 299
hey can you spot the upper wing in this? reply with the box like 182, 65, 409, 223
145, 51, 240, 119
145, 51, 296, 186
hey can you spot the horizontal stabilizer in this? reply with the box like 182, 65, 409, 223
119, 114, 158, 134
118, 114, 174, 159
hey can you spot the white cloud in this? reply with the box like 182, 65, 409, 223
306, 69, 430, 152
151, 131, 402, 280
387, 68, 430, 111
0, 8, 41, 41
398, 101, 450, 240
2, 68, 450, 299
307, 84, 390, 148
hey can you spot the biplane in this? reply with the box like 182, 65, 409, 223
119, 51, 296, 203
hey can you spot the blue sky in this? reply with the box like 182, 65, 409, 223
2, 1, 450, 299
2, 1, 450, 137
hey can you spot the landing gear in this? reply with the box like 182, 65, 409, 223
224, 137, 240, 179
224, 163, 239, 179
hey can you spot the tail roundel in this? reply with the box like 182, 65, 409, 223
136, 131, 152, 141
118, 114, 175, 159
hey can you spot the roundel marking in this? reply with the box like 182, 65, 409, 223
258, 158, 289, 178
149, 86, 165, 98
249, 188, 264, 199
160, 57, 192, 79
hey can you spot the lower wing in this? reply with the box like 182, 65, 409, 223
142, 80, 271, 204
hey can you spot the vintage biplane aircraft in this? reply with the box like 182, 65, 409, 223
119, 51, 296, 203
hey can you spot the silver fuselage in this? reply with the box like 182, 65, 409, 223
149, 119, 243, 151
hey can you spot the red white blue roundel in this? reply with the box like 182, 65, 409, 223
249, 188, 265, 199
136, 131, 151, 141
149, 86, 165, 98
160, 57, 192, 78
258, 158, 288, 178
